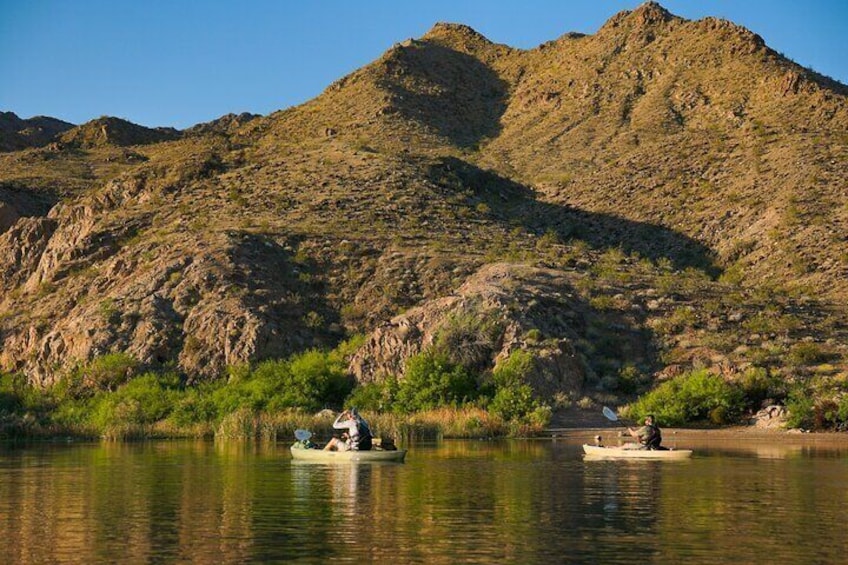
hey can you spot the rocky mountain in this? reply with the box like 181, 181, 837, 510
0, 112, 74, 152
0, 2, 845, 407
59, 116, 181, 148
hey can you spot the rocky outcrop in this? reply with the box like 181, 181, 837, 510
60, 117, 180, 148
350, 264, 586, 397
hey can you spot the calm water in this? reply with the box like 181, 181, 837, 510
1, 435, 847, 564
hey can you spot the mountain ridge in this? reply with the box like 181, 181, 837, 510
0, 3, 845, 412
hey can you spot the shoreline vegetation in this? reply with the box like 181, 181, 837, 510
2, 334, 844, 442
0, 337, 550, 441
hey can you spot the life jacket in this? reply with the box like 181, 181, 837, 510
642, 424, 662, 449
352, 418, 373, 451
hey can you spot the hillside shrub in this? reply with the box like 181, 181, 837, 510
735, 366, 786, 407
75, 353, 140, 393
345, 378, 398, 412
627, 369, 745, 426
788, 342, 830, 366
395, 352, 479, 412
431, 311, 503, 373
88, 372, 180, 437
489, 350, 550, 425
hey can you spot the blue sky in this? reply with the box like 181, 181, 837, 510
1, 1, 846, 129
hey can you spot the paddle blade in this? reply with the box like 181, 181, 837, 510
294, 429, 313, 441
602, 406, 619, 422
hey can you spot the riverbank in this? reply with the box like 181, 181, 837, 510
546, 425, 848, 447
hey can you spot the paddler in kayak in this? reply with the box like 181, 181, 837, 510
628, 414, 666, 450
323, 408, 373, 452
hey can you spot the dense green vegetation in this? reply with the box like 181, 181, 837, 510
622, 365, 846, 429
0, 332, 552, 439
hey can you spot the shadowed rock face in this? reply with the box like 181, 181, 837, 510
0, 112, 75, 152
0, 3, 846, 394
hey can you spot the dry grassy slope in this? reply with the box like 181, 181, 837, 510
482, 4, 848, 299
0, 2, 845, 395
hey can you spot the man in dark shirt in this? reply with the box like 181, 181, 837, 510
628, 414, 664, 450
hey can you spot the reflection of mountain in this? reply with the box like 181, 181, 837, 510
3, 440, 848, 561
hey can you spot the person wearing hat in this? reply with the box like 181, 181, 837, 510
323, 408, 373, 451
628, 414, 664, 450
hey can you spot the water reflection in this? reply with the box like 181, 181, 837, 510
1, 438, 847, 563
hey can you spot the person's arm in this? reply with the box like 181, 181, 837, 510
332, 411, 349, 429
333, 414, 358, 435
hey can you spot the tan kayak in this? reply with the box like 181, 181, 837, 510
583, 444, 693, 459
290, 444, 408, 462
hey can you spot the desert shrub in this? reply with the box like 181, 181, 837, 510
88, 372, 180, 436
169, 384, 219, 426
627, 369, 745, 426
788, 342, 830, 366
616, 364, 642, 395
345, 378, 398, 412
735, 366, 786, 407
395, 352, 479, 412
523, 328, 543, 343
431, 311, 503, 373
78, 353, 140, 393
489, 350, 550, 424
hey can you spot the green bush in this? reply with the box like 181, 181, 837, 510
0, 372, 51, 418
345, 378, 398, 412
396, 352, 479, 412
211, 349, 353, 416
785, 379, 848, 430
169, 384, 219, 426
489, 350, 549, 424
490, 383, 536, 422
87, 372, 180, 435
736, 366, 786, 407
627, 369, 745, 426
788, 342, 830, 366
66, 353, 140, 394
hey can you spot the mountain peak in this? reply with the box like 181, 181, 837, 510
421, 22, 494, 50
59, 116, 180, 148
0, 111, 74, 152
631, 1, 674, 25
601, 1, 679, 33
